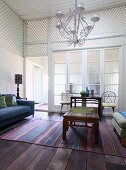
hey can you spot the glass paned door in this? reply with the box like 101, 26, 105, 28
104, 48, 120, 104
86, 50, 100, 96
69, 51, 82, 94
54, 52, 66, 105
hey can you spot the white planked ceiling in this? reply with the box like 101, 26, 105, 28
3, 0, 126, 20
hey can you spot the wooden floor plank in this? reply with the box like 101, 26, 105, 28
66, 150, 87, 170
105, 155, 125, 165
46, 148, 71, 170
26, 146, 57, 170
87, 152, 107, 170
123, 157, 126, 164
0, 140, 19, 156
7, 144, 43, 170
106, 162, 126, 170
0, 141, 31, 169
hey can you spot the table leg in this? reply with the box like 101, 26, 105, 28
94, 122, 99, 144
98, 99, 102, 121
63, 118, 68, 140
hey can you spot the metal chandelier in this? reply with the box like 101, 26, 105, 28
56, 0, 100, 47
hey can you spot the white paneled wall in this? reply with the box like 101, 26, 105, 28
0, 47, 23, 95
0, 0, 24, 95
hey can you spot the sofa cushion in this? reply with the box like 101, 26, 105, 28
112, 119, 126, 138
5, 96, 17, 107
0, 105, 31, 121
102, 102, 116, 107
113, 112, 126, 129
0, 96, 7, 109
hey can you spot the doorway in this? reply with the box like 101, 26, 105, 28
26, 57, 48, 111
34, 66, 43, 103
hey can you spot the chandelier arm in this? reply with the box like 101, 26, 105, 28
59, 29, 71, 39
79, 19, 89, 38
76, 14, 81, 36
80, 19, 88, 29
89, 22, 95, 33
63, 13, 73, 27
59, 26, 73, 39
59, 17, 74, 38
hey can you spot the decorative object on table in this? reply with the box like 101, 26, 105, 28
15, 74, 22, 99
90, 89, 94, 97
56, 0, 100, 47
80, 90, 86, 97
86, 87, 89, 97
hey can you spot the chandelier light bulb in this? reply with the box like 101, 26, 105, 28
56, 22, 62, 29
77, 3, 85, 14
56, 11, 65, 18
91, 15, 100, 22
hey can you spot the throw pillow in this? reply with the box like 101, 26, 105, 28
5, 96, 17, 107
0, 96, 7, 108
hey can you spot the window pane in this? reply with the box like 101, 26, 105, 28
87, 63, 100, 73
54, 96, 61, 105
87, 85, 100, 95
54, 52, 66, 63
70, 51, 82, 63
70, 84, 82, 94
70, 74, 82, 84
87, 73, 100, 84
105, 73, 119, 85
104, 49, 119, 61
54, 85, 65, 95
86, 50, 100, 94
105, 62, 119, 73
87, 50, 100, 62
55, 64, 66, 73
70, 63, 82, 74
105, 85, 118, 96
54, 75, 65, 84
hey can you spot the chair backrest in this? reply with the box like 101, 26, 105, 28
102, 91, 116, 103
61, 90, 71, 101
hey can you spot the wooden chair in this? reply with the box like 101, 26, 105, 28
102, 91, 117, 112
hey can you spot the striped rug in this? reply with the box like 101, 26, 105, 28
0, 118, 126, 157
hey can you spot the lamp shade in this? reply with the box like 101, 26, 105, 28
15, 74, 22, 84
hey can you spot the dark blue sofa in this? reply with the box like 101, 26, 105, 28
0, 96, 34, 129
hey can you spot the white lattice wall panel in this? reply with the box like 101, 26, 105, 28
51, 17, 66, 41
26, 44, 48, 57
52, 36, 124, 51
88, 6, 126, 37
25, 5, 126, 56
0, 0, 23, 56
51, 6, 126, 41
27, 19, 48, 43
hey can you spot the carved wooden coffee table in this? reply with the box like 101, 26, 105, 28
63, 107, 99, 144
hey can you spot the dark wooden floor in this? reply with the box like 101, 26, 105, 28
0, 111, 126, 170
